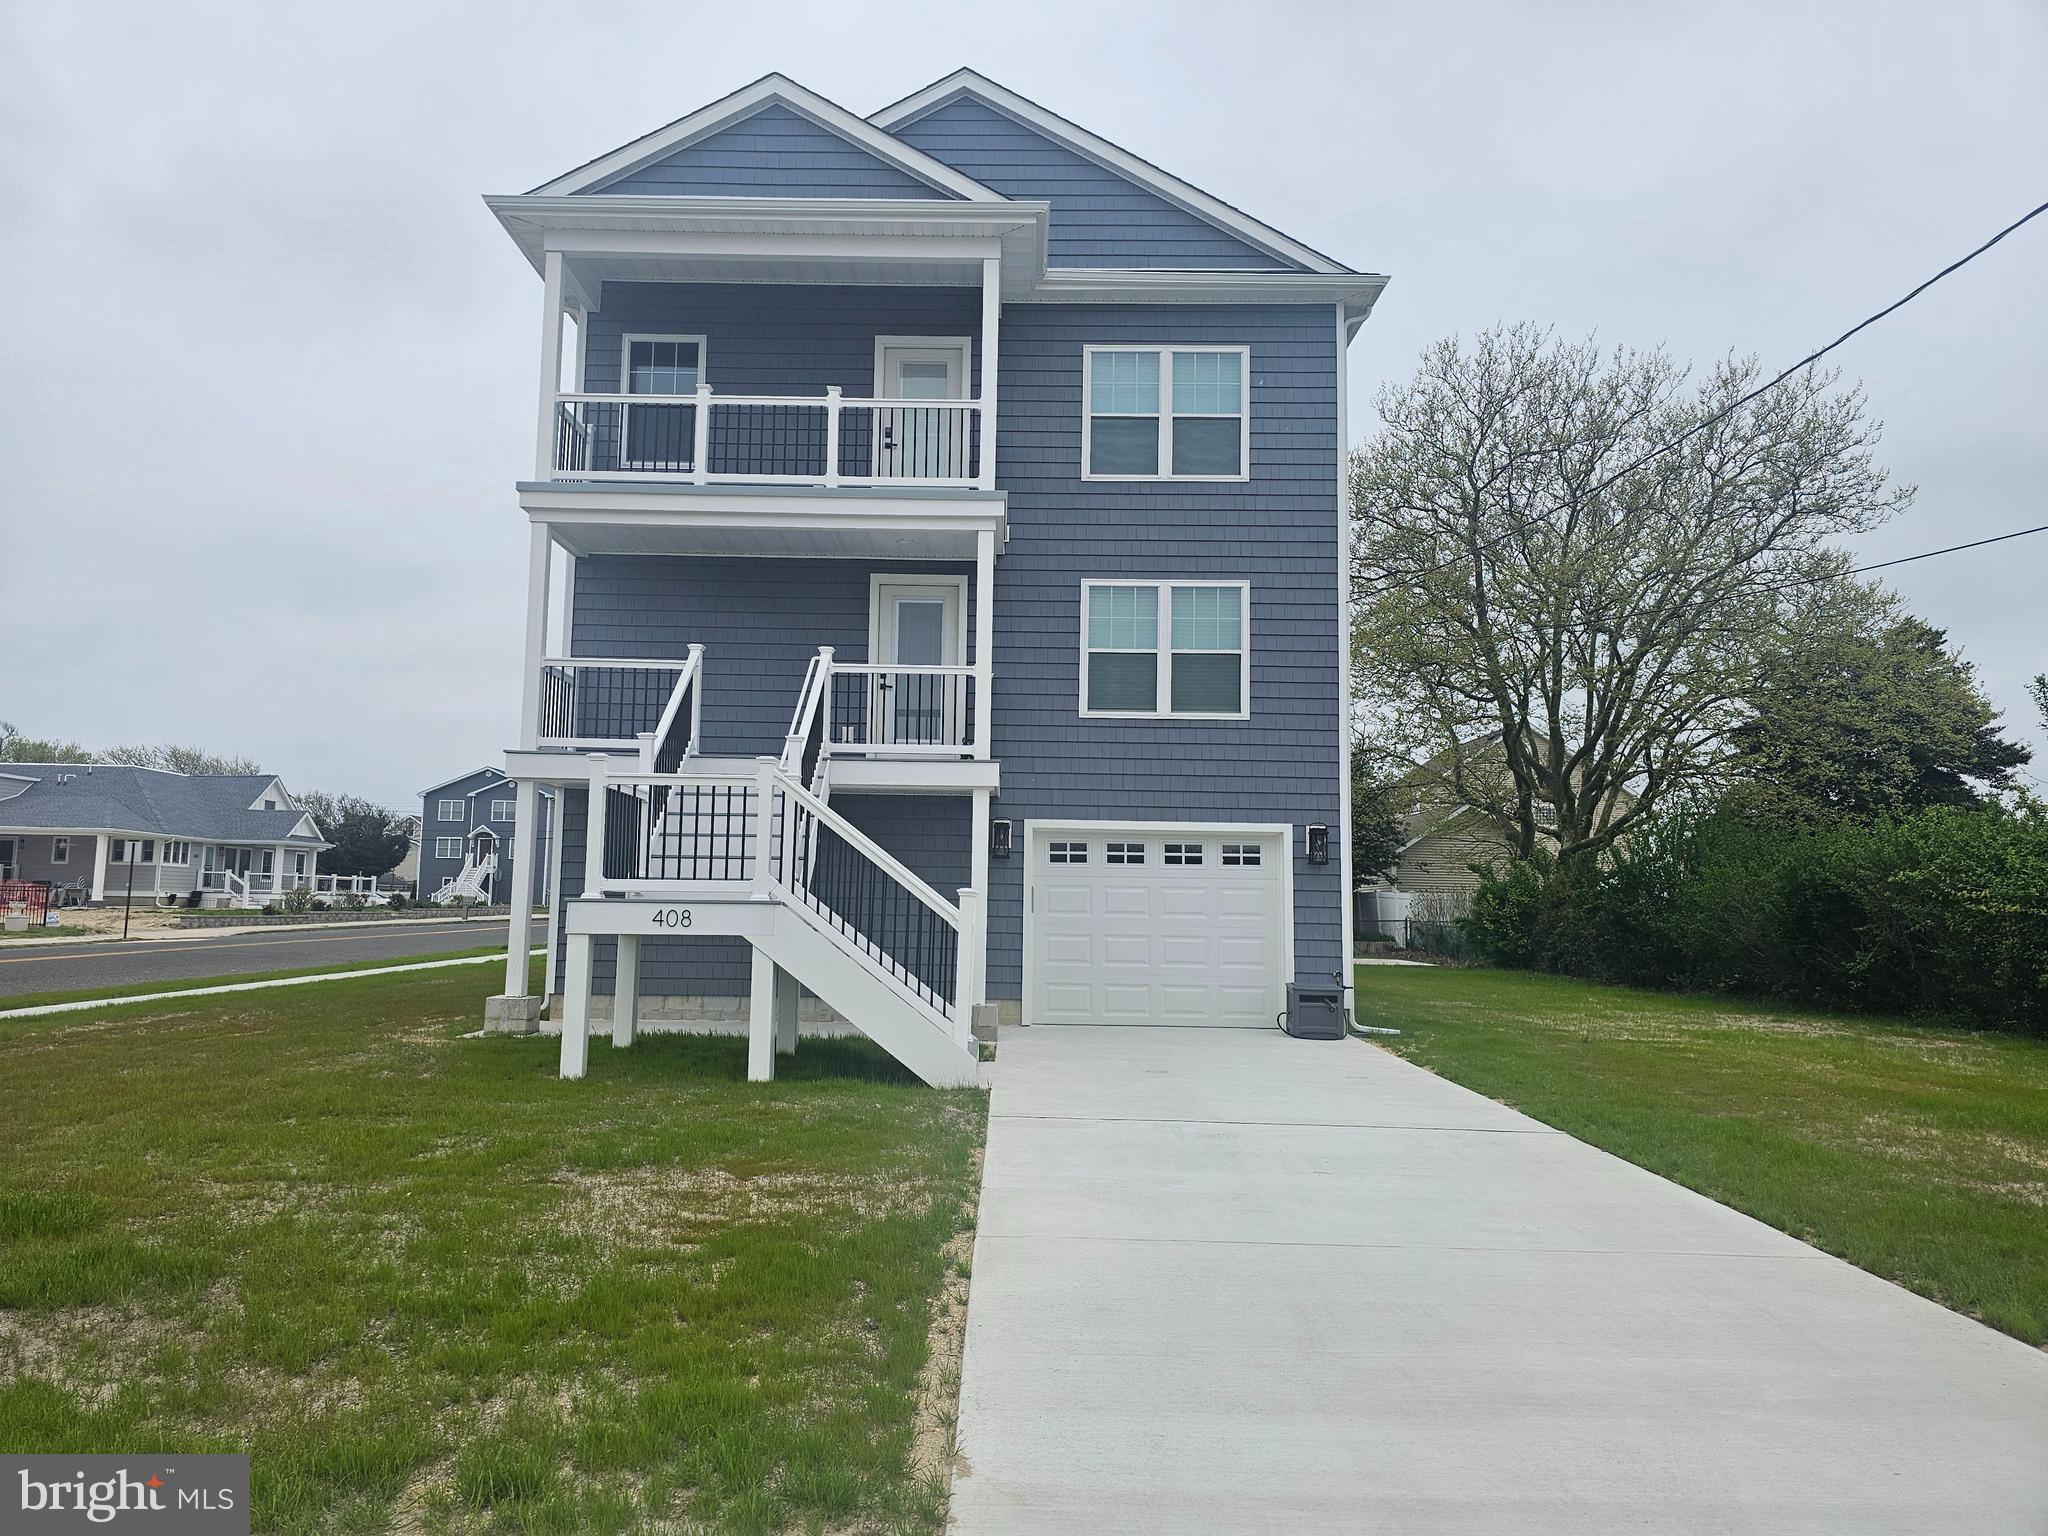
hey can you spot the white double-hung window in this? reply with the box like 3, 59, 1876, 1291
1081, 580, 1249, 718
1083, 345, 1248, 480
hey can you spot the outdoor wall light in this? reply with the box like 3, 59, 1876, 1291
991, 819, 1013, 859
1305, 824, 1331, 865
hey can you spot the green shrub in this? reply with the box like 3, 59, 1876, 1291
1466, 798, 2048, 1033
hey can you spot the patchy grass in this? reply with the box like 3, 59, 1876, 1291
0, 947, 511, 1014
1358, 966, 2048, 1346
0, 960, 985, 1533
0, 925, 97, 941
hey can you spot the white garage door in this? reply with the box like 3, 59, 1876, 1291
1028, 827, 1287, 1027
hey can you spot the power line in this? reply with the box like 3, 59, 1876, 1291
1368, 197, 2048, 586
1846, 521, 2048, 577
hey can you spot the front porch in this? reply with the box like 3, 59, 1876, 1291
0, 832, 360, 908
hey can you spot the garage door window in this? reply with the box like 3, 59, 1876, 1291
1082, 580, 1249, 719
1106, 841, 1145, 864
1221, 843, 1262, 866
1164, 842, 1204, 866
1049, 840, 1089, 864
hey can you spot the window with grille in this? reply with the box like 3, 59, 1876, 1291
1083, 346, 1248, 479
1048, 841, 1089, 865
1164, 842, 1205, 866
1106, 841, 1146, 864
1082, 581, 1247, 717
1221, 843, 1261, 867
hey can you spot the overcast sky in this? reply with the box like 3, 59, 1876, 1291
4, 0, 2043, 806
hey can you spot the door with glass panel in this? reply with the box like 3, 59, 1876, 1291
875, 343, 967, 481
871, 581, 962, 745
621, 336, 703, 472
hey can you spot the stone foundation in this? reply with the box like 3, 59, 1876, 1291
483, 994, 543, 1035
539, 992, 861, 1038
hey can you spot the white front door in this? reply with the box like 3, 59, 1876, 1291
0, 838, 16, 881
871, 580, 963, 745
1028, 827, 1288, 1027
875, 341, 968, 480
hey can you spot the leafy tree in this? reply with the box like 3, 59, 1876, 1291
297, 791, 412, 877
0, 720, 92, 763
1728, 602, 2030, 822
2031, 673, 2048, 737
101, 742, 263, 775
1349, 745, 1408, 883
1351, 325, 1909, 866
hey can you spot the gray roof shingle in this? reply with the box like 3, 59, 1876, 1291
0, 765, 327, 846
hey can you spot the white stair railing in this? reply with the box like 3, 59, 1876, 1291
637, 644, 705, 772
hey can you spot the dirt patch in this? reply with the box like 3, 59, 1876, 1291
549, 1164, 934, 1259
910, 1144, 983, 1504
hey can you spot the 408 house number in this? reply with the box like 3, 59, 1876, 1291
651, 907, 692, 929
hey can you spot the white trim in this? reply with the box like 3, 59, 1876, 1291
489, 799, 516, 822
870, 335, 971, 398
621, 332, 708, 391
1080, 344, 1250, 483
50, 836, 69, 865
528, 73, 1004, 201
866, 573, 970, 664
434, 836, 464, 859
1334, 302, 1357, 1014
1021, 818, 1296, 1028
618, 333, 709, 473
436, 799, 467, 822
871, 70, 1351, 275
1078, 579, 1251, 720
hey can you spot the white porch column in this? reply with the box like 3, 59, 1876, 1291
773, 964, 799, 1056
747, 943, 776, 1082
978, 254, 1000, 492
613, 933, 640, 1047
90, 835, 110, 903
972, 527, 996, 760
502, 778, 540, 997
519, 525, 553, 750
956, 887, 986, 1030
544, 788, 568, 988
560, 933, 593, 1079
534, 248, 566, 481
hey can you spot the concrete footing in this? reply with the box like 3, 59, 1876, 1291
482, 994, 543, 1035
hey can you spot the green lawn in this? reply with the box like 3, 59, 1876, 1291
0, 962, 985, 1534
0, 924, 95, 941
1358, 965, 2048, 1346
0, 947, 512, 1014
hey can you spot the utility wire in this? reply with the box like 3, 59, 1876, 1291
1845, 521, 2048, 577
1365, 197, 2048, 587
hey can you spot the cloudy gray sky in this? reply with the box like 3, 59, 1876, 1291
4, 0, 2043, 806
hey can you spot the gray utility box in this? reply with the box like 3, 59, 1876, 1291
1282, 983, 1346, 1040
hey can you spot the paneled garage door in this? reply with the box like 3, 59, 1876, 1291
1027, 826, 1287, 1027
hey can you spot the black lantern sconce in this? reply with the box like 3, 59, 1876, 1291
991, 819, 1013, 859
1305, 824, 1330, 865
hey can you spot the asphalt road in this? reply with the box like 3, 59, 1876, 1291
0, 918, 516, 999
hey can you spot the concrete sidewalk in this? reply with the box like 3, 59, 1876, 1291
949, 1026, 2048, 1534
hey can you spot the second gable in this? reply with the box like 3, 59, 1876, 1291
592, 103, 953, 199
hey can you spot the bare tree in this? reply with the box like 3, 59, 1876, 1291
101, 742, 263, 775
1351, 326, 1910, 863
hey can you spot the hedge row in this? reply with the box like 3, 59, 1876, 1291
1464, 800, 2048, 1034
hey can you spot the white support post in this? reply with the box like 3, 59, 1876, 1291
970, 787, 991, 908
613, 933, 640, 1047
519, 525, 552, 750
692, 386, 712, 484
750, 757, 778, 898
978, 254, 1001, 492
502, 778, 539, 997
823, 386, 842, 488
686, 642, 705, 756
560, 932, 592, 1079
91, 834, 110, 903
584, 755, 609, 897
747, 943, 776, 1082
773, 964, 799, 1055
535, 249, 566, 480
973, 527, 996, 759
544, 786, 568, 997
956, 887, 986, 1035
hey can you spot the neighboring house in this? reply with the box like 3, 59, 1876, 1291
390, 815, 422, 890
0, 764, 351, 907
482, 70, 1386, 1086
418, 769, 553, 906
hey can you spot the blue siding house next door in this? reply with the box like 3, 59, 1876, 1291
477, 69, 1386, 1084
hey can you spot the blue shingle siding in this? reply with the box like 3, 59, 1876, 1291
569, 555, 976, 755
552, 298, 1345, 1006
591, 104, 951, 199
579, 283, 984, 479
890, 97, 1297, 271
981, 301, 1346, 994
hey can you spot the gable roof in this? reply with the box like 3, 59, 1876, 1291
419, 767, 505, 799
871, 69, 1353, 275
0, 765, 328, 847
529, 73, 1001, 202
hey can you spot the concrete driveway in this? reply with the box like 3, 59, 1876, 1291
949, 1026, 2048, 1534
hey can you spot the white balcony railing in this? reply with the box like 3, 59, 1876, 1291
549, 388, 985, 488
536, 657, 694, 749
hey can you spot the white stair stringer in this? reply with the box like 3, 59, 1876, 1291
753, 901, 979, 1088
